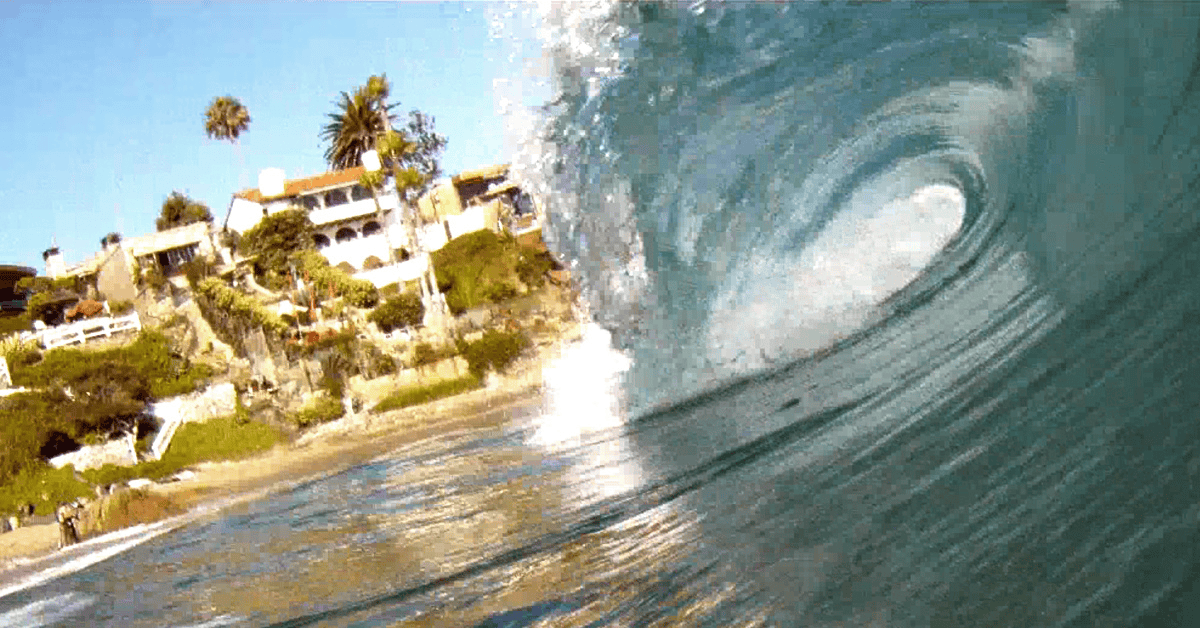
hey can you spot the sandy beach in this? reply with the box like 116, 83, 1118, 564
0, 328, 575, 573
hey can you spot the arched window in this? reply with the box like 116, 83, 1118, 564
361, 221, 382, 237
312, 234, 331, 249
335, 227, 358, 243
299, 196, 320, 211
324, 189, 348, 208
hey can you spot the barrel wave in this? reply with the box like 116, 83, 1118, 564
515, 1, 1200, 625
4, 3, 1200, 626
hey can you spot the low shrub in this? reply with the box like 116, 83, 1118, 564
109, 300, 135, 315
379, 282, 401, 298
371, 375, 482, 413
0, 314, 32, 337
462, 329, 530, 378
195, 277, 288, 335
362, 255, 384, 270
293, 395, 345, 428
291, 251, 379, 309
482, 282, 519, 303
0, 464, 94, 517
367, 293, 425, 333
515, 249, 558, 289
412, 342, 438, 368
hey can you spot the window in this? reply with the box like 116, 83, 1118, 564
299, 196, 320, 211
313, 234, 331, 249
362, 221, 382, 237
323, 189, 348, 208
515, 192, 536, 216
155, 244, 198, 273
335, 227, 358, 243
350, 184, 373, 202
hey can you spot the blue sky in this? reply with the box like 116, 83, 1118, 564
0, 1, 550, 272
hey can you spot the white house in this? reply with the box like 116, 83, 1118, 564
224, 166, 410, 273
43, 221, 224, 301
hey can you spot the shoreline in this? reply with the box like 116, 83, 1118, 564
0, 324, 578, 575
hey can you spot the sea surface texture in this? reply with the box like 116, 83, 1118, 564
4, 2, 1200, 626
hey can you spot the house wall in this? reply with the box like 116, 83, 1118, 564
96, 247, 137, 302
417, 182, 463, 223
226, 197, 267, 233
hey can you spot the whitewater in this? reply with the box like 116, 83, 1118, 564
4, 1, 1200, 625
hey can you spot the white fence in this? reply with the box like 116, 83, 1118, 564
38, 311, 142, 350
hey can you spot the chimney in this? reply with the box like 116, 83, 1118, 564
42, 246, 65, 279
101, 232, 122, 255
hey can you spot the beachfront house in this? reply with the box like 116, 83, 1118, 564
224, 167, 409, 273
43, 221, 225, 300
416, 164, 541, 250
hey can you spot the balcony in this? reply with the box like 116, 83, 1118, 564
309, 194, 398, 227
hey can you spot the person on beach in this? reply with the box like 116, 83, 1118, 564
56, 502, 79, 549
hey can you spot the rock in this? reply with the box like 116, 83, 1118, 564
127, 478, 154, 490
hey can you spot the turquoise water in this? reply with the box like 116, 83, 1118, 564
5, 2, 1200, 625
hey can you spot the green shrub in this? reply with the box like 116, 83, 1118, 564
367, 293, 425, 332
109, 300, 135, 315
362, 255, 384, 270
0, 333, 39, 367
144, 265, 168, 292
462, 329, 530, 378
0, 314, 32, 337
240, 208, 316, 284
482, 282, 519, 303
291, 250, 379, 308
372, 375, 482, 413
293, 395, 345, 428
195, 277, 288, 335
379, 282, 401, 298
0, 464, 94, 517
431, 230, 527, 315
412, 342, 438, 368
515, 249, 557, 289
181, 255, 221, 289
0, 330, 213, 485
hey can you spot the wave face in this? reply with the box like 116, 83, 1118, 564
512, 1, 1200, 625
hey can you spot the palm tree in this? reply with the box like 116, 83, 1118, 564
204, 95, 251, 188
320, 87, 396, 171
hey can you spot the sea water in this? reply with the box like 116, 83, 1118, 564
4, 2, 1200, 626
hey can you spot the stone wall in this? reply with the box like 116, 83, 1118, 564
347, 355, 469, 401
49, 438, 136, 472
150, 382, 238, 425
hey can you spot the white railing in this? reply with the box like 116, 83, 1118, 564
39, 311, 142, 350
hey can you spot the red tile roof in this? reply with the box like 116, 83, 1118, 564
233, 166, 367, 203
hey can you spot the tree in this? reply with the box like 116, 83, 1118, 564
156, 192, 213, 231
240, 209, 315, 288
321, 87, 394, 171
320, 74, 446, 197
204, 95, 251, 186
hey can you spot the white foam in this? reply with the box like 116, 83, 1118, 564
706, 184, 965, 374
532, 323, 632, 448
0, 591, 93, 628
0, 520, 179, 601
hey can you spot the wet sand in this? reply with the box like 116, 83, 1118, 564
0, 329, 574, 572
